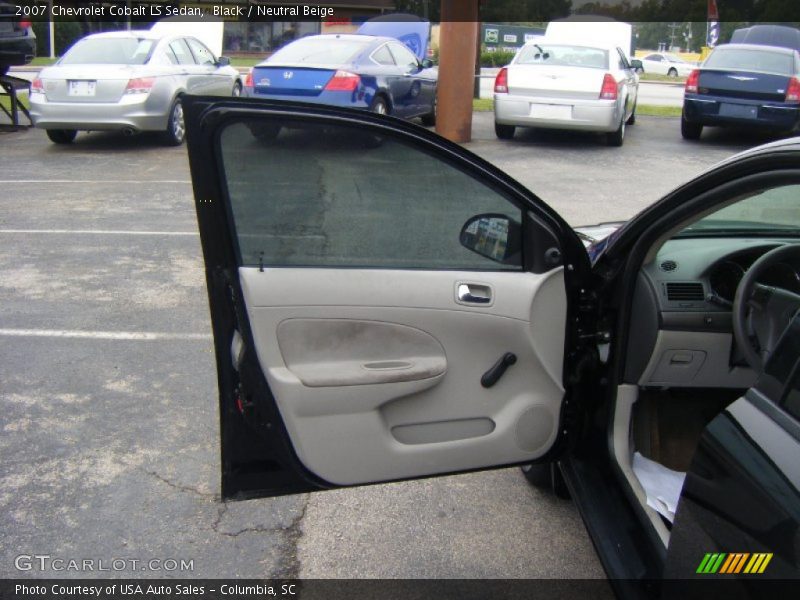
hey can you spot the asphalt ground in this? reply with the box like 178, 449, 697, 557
0, 113, 766, 582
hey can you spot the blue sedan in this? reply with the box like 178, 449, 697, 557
682, 43, 800, 140
243, 34, 437, 124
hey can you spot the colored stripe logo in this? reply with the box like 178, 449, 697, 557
696, 552, 773, 574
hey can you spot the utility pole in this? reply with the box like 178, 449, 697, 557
436, 0, 479, 143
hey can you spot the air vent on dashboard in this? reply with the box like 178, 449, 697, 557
659, 260, 678, 272
666, 282, 705, 301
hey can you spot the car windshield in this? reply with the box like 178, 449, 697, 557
515, 44, 608, 69
703, 47, 795, 75
677, 184, 800, 236
268, 37, 371, 65
60, 37, 155, 65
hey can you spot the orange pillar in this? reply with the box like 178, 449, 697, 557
436, 1, 479, 143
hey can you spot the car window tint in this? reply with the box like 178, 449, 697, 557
516, 44, 608, 70
59, 37, 155, 65
218, 118, 523, 270
169, 39, 195, 65
371, 44, 395, 66
646, 54, 662, 62
704, 47, 795, 75
186, 37, 216, 66
388, 42, 418, 70
269, 37, 371, 66
678, 184, 800, 234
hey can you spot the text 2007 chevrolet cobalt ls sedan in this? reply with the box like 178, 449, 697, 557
29, 29, 241, 145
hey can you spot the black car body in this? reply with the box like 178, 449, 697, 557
682, 44, 800, 140
0, 1, 36, 75
184, 96, 800, 598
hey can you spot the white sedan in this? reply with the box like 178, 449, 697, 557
637, 52, 695, 77
493, 41, 640, 146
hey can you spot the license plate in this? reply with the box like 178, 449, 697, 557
718, 103, 757, 119
68, 80, 96, 97
530, 104, 572, 120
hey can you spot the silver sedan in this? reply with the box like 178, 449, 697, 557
29, 30, 241, 145
493, 41, 640, 146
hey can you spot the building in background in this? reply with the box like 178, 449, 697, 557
481, 23, 545, 52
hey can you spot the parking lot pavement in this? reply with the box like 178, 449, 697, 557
0, 117, 759, 580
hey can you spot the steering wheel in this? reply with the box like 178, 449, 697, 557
732, 243, 800, 373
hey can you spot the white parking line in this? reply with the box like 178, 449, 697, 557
0, 180, 191, 184
0, 328, 212, 341
0, 229, 197, 236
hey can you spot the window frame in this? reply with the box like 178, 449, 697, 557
214, 115, 536, 273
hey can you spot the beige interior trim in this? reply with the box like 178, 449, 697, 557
238, 267, 567, 485
611, 384, 670, 547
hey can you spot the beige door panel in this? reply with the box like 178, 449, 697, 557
238, 267, 566, 485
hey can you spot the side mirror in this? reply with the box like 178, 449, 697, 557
459, 214, 522, 266
420, 58, 434, 69
217, 56, 231, 67
629, 59, 643, 71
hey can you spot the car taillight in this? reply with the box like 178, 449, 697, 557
30, 77, 43, 93
494, 67, 508, 93
685, 69, 700, 94
18, 19, 32, 29
599, 73, 617, 100
124, 77, 155, 94
244, 70, 253, 88
785, 77, 800, 103
324, 70, 360, 92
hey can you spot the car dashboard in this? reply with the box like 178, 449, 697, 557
625, 236, 800, 389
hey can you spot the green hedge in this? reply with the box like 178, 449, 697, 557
480, 50, 516, 67
429, 47, 516, 68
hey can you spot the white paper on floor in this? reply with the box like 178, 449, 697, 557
632, 452, 687, 523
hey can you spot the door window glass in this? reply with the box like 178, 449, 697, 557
186, 37, 216, 66
371, 44, 396, 66
218, 118, 523, 270
388, 42, 419, 70
168, 39, 195, 65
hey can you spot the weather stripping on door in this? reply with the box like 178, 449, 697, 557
456, 282, 493, 306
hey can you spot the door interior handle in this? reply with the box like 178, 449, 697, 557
457, 283, 491, 305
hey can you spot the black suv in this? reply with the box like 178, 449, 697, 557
0, 1, 36, 76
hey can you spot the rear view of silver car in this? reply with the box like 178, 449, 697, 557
493, 41, 639, 146
29, 30, 241, 145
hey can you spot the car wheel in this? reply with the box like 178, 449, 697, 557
681, 111, 703, 140
232, 81, 242, 97
370, 96, 389, 116
495, 122, 515, 139
163, 98, 185, 146
626, 102, 637, 125
667, 67, 678, 77
521, 463, 570, 499
420, 93, 437, 126
46, 129, 77, 144
606, 115, 625, 146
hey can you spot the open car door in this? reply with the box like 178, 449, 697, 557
184, 96, 591, 499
